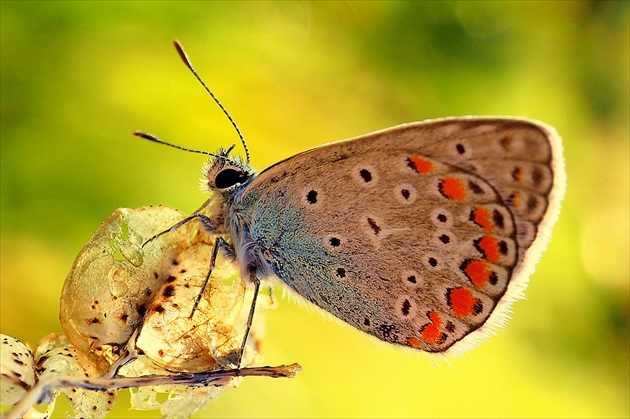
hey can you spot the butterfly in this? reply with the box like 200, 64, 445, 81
136, 41, 565, 365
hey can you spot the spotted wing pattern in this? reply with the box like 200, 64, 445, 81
234, 118, 564, 354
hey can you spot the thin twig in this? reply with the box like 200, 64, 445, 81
5, 363, 301, 418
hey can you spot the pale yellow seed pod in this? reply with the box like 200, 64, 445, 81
59, 206, 247, 376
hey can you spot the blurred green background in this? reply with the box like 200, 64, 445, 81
1, 1, 628, 418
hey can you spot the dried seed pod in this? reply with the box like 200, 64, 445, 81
59, 206, 246, 376
34, 332, 117, 418
0, 334, 37, 406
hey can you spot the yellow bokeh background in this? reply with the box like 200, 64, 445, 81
1, 1, 628, 418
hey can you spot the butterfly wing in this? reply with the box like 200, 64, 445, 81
232, 117, 565, 354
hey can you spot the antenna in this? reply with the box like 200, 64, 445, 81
133, 131, 218, 157
173, 40, 250, 163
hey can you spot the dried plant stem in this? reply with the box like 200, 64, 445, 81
5, 363, 301, 419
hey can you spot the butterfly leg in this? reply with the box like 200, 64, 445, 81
236, 272, 261, 370
142, 210, 217, 247
189, 236, 234, 318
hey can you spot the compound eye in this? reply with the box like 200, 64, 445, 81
215, 168, 248, 189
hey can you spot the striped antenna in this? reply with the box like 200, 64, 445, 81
173, 40, 250, 163
133, 131, 218, 157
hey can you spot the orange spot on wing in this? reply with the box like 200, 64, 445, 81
440, 177, 467, 201
448, 288, 478, 318
477, 235, 501, 263
421, 311, 443, 345
512, 166, 523, 182
407, 337, 422, 347
408, 156, 434, 174
464, 260, 492, 287
509, 192, 522, 208
472, 206, 493, 231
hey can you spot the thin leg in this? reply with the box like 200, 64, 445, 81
236, 273, 261, 370
189, 236, 233, 318
191, 197, 212, 215
142, 212, 217, 247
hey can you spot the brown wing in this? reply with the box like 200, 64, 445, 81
236, 117, 565, 354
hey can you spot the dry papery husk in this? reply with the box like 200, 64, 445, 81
59, 206, 257, 376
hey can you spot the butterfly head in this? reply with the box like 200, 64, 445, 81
202, 147, 255, 196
